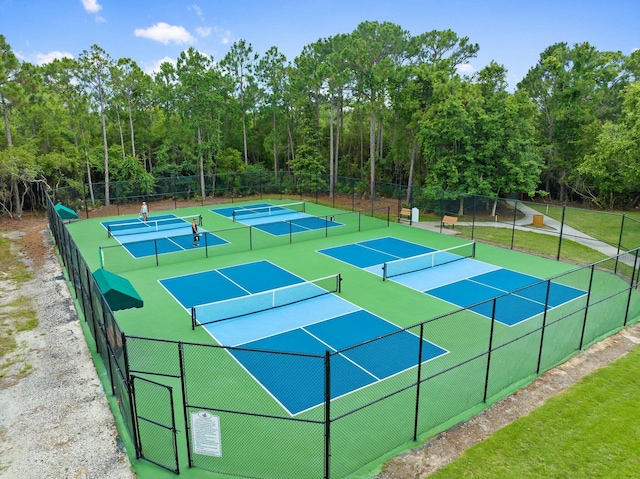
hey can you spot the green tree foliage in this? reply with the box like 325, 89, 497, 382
1, 26, 639, 213
579, 82, 640, 208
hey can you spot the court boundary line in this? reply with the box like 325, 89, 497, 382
209, 293, 450, 416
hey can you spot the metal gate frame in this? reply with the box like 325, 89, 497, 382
131, 375, 180, 474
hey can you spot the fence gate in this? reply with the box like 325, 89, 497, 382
131, 376, 180, 474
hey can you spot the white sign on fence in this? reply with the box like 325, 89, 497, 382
191, 411, 222, 457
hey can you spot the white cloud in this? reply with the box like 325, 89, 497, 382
135, 22, 195, 45
143, 56, 177, 75
35, 51, 74, 65
81, 0, 102, 14
196, 26, 211, 38
95, 15, 106, 23
457, 63, 476, 74
190, 4, 204, 18
213, 26, 232, 45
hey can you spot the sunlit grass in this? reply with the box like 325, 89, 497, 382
429, 345, 640, 478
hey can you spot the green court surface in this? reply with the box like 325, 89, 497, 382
62, 199, 640, 479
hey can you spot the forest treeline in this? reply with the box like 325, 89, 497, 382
1, 22, 639, 217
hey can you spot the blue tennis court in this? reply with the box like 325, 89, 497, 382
101, 214, 228, 258
319, 237, 586, 326
159, 260, 448, 415
211, 202, 343, 236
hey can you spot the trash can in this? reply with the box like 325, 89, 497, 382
533, 214, 544, 227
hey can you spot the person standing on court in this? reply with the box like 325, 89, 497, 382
140, 201, 148, 222
192, 217, 199, 247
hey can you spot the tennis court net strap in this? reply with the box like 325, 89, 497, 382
191, 273, 341, 329
107, 214, 202, 237
231, 202, 305, 221
382, 242, 476, 280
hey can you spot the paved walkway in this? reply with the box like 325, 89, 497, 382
410, 200, 624, 260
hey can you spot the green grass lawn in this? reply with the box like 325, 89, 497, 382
429, 342, 640, 478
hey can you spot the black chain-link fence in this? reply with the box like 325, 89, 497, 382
46, 184, 640, 478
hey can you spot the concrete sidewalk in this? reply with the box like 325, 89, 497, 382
409, 200, 623, 260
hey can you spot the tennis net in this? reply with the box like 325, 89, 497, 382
231, 202, 305, 221
191, 273, 341, 329
382, 242, 476, 280
107, 214, 202, 238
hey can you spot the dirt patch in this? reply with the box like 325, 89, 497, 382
0, 213, 135, 479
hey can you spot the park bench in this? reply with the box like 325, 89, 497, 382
442, 215, 459, 228
400, 208, 412, 222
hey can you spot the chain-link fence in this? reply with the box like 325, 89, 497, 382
47, 186, 640, 478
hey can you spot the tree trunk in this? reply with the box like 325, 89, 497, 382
242, 111, 248, 164
198, 125, 205, 198
369, 116, 376, 200
2, 97, 12, 145
116, 109, 126, 161
99, 92, 110, 206
128, 95, 136, 158
329, 99, 335, 199
273, 110, 278, 176
80, 128, 95, 206
406, 140, 417, 204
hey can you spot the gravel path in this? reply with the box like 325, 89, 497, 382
0, 225, 135, 479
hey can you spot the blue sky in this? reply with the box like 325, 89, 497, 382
1, 0, 638, 89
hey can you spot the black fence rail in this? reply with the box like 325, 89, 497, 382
52, 172, 640, 268
46, 188, 640, 478
99, 208, 389, 274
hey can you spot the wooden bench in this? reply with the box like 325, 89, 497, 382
442, 215, 458, 228
399, 207, 412, 223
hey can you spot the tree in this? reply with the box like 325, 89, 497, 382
518, 42, 627, 202
176, 48, 223, 198
257, 46, 288, 176
0, 35, 30, 216
222, 40, 259, 164
77, 45, 113, 205
579, 82, 640, 208
350, 21, 410, 200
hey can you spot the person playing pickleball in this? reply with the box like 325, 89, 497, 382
192, 218, 199, 246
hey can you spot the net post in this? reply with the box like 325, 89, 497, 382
107, 226, 112, 238
198, 214, 203, 226
337, 273, 342, 293
191, 306, 196, 330
382, 263, 387, 281
472, 241, 477, 258
99, 247, 104, 269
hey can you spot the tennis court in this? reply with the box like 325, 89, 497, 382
159, 259, 447, 415
59, 198, 636, 479
101, 213, 228, 258
212, 201, 343, 235
319, 237, 587, 326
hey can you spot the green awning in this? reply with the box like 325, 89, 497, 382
93, 269, 143, 311
54, 203, 79, 220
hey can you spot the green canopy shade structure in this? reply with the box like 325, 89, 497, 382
93, 269, 143, 311
54, 203, 78, 220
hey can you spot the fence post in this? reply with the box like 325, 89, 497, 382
483, 299, 497, 403
179, 342, 194, 468
471, 195, 477, 241
83, 182, 89, 219
122, 334, 142, 459
510, 200, 518, 250
536, 280, 553, 374
324, 350, 331, 479
578, 265, 596, 350
413, 323, 425, 441
615, 215, 626, 274
623, 249, 640, 326
556, 206, 566, 261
